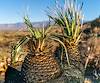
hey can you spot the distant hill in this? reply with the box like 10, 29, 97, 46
83, 17, 100, 34
84, 17, 100, 28
0, 21, 52, 31
0, 17, 100, 31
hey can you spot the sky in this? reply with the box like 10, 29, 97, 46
0, 0, 100, 24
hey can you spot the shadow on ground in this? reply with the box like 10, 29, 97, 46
4, 66, 24, 83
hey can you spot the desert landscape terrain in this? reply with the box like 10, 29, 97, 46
0, 17, 99, 82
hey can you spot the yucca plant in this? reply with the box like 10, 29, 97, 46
47, 0, 85, 82
11, 36, 29, 64
11, 16, 61, 83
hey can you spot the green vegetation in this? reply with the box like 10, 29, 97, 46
11, 16, 61, 82
10, 0, 85, 82
48, 0, 83, 66
47, 0, 85, 82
